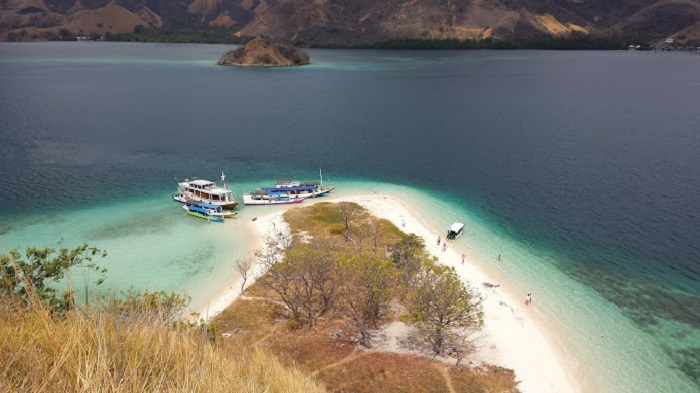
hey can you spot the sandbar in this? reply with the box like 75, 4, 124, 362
195, 192, 581, 393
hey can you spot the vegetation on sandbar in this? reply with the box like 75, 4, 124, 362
215, 202, 518, 392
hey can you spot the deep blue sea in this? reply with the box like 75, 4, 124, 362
0, 42, 698, 392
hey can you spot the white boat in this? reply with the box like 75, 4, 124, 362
446, 223, 465, 240
273, 169, 336, 199
243, 190, 306, 205
173, 172, 239, 210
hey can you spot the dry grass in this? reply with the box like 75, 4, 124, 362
283, 202, 404, 248
215, 298, 520, 393
0, 298, 325, 393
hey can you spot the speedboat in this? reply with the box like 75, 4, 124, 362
173, 172, 238, 210
446, 223, 465, 240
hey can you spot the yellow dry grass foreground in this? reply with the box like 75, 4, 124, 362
0, 298, 326, 393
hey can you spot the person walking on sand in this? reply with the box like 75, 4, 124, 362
442, 243, 447, 252
525, 293, 532, 305
461, 254, 465, 264
437, 236, 441, 246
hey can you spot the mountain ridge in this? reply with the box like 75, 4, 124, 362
2, 0, 699, 44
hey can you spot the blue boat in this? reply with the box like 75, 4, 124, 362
182, 204, 225, 222
184, 199, 236, 218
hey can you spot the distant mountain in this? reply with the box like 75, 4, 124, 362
2, 0, 699, 44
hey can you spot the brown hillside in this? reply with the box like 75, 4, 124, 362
2, 0, 700, 43
617, 0, 700, 38
0, 0, 162, 40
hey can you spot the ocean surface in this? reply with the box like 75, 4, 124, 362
0, 42, 698, 392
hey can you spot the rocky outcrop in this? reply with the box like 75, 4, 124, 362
217, 37, 310, 67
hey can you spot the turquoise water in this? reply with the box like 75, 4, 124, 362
1, 43, 698, 392
5, 179, 695, 391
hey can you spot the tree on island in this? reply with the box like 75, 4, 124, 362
234, 255, 255, 293
258, 236, 342, 329
390, 233, 427, 301
339, 255, 396, 347
405, 259, 484, 356
338, 201, 365, 241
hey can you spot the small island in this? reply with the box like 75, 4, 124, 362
217, 37, 310, 67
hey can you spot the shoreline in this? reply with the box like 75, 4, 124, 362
194, 192, 581, 393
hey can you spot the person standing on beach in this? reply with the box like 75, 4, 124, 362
461, 254, 465, 264
437, 236, 441, 246
498, 254, 501, 261
442, 243, 447, 252
525, 293, 532, 305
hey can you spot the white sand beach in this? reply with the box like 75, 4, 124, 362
196, 192, 581, 393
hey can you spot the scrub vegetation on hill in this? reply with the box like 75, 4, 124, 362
0, 245, 325, 393
214, 202, 519, 392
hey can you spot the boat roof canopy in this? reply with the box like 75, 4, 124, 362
448, 223, 465, 233
276, 180, 321, 186
189, 179, 215, 186
186, 205, 209, 214
261, 186, 316, 192
198, 202, 221, 209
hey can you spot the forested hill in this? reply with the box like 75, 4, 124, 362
2, 0, 700, 46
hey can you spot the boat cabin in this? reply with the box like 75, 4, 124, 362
446, 223, 465, 240
260, 186, 316, 196
276, 179, 321, 188
179, 180, 234, 203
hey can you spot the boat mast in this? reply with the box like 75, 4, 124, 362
319, 169, 323, 187
221, 171, 229, 202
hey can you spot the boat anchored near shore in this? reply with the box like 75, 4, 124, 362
274, 169, 335, 198
243, 190, 306, 205
173, 172, 239, 210
182, 204, 225, 222
446, 222, 465, 240
243, 169, 335, 206
184, 200, 236, 219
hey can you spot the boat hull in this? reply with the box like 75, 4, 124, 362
243, 194, 305, 206
173, 192, 239, 210
254, 186, 335, 200
185, 209, 224, 222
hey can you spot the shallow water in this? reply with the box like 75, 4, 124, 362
1, 43, 698, 392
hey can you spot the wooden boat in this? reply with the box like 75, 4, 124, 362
173, 172, 238, 210
446, 223, 465, 240
183, 204, 224, 222
243, 190, 306, 205
272, 169, 336, 199
184, 200, 236, 218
